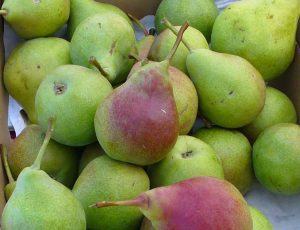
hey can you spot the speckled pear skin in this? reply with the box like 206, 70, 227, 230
70, 14, 137, 85
72, 155, 150, 230
149, 26, 208, 74
186, 49, 266, 128
1, 0, 70, 39
211, 0, 300, 81
4, 38, 71, 123
68, 0, 132, 38
1, 168, 86, 230
94, 60, 179, 166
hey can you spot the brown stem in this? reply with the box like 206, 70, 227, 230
162, 18, 192, 52
90, 195, 149, 209
0, 9, 7, 16
1, 145, 14, 183
31, 118, 55, 170
89, 56, 110, 79
166, 21, 189, 62
128, 13, 149, 36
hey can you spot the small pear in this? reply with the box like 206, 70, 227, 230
4, 37, 71, 123
92, 177, 253, 230
70, 13, 137, 84
211, 0, 300, 80
68, 0, 132, 38
8, 124, 81, 188
0, 0, 70, 39
72, 155, 150, 229
1, 119, 86, 229
35, 65, 113, 146
1, 145, 16, 201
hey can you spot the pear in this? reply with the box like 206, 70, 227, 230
241, 87, 297, 143
92, 177, 253, 230
70, 13, 137, 84
1, 145, 16, 201
78, 142, 105, 174
249, 206, 273, 230
194, 127, 253, 195
148, 135, 224, 188
253, 123, 300, 195
72, 155, 150, 229
4, 37, 71, 123
148, 25, 208, 74
0, 0, 70, 39
35, 65, 113, 146
68, 0, 132, 38
93, 23, 190, 166
155, 0, 218, 41
211, 0, 300, 80
7, 124, 80, 188
1, 119, 86, 229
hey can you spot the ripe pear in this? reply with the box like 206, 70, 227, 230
1, 119, 86, 230
94, 24, 191, 166
129, 61, 198, 135
8, 124, 80, 188
1, 145, 16, 200
155, 0, 218, 41
4, 37, 71, 123
70, 14, 137, 84
0, 0, 70, 39
249, 206, 273, 230
149, 25, 208, 74
68, 0, 132, 38
194, 127, 253, 195
92, 177, 253, 230
148, 135, 224, 188
72, 155, 150, 229
35, 65, 113, 146
78, 142, 105, 174
253, 123, 300, 195
211, 0, 300, 80
241, 87, 297, 143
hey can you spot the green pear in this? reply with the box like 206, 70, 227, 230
186, 49, 266, 128
78, 142, 105, 174
211, 0, 300, 80
70, 14, 137, 84
241, 87, 297, 143
194, 127, 253, 195
1, 145, 16, 201
0, 0, 70, 39
8, 124, 80, 188
253, 123, 300, 195
249, 206, 273, 230
149, 25, 208, 74
35, 65, 113, 146
4, 37, 71, 123
72, 155, 150, 229
148, 135, 224, 188
68, 0, 132, 38
1, 119, 86, 229
155, 0, 218, 41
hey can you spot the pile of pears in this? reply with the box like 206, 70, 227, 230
1, 0, 300, 229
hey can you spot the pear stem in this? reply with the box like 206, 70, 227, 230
166, 21, 189, 62
1, 145, 14, 183
31, 118, 55, 170
90, 195, 149, 209
162, 18, 193, 52
0, 9, 8, 16
89, 56, 110, 79
128, 13, 149, 36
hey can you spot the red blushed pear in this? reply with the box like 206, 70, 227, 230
91, 177, 253, 230
93, 23, 189, 166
